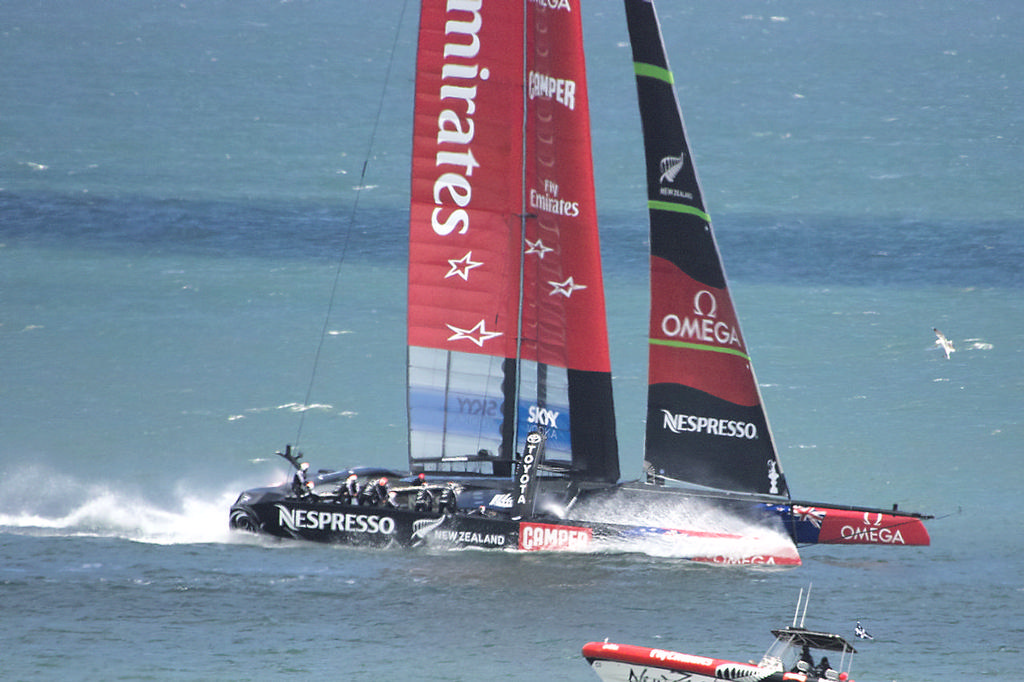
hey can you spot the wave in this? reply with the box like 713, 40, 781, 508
0, 465, 282, 545
571, 492, 800, 565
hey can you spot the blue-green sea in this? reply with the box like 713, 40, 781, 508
2, 1, 1022, 679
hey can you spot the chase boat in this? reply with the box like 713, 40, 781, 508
583, 588, 863, 681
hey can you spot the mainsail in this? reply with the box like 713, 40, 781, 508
624, 0, 789, 497
407, 0, 618, 483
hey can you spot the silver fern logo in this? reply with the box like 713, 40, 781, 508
659, 152, 685, 184
412, 516, 446, 542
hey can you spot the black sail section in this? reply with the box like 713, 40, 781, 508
624, 0, 789, 498
624, 0, 717, 283
645, 385, 777, 494
567, 369, 619, 483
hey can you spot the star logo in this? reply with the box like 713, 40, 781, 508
445, 320, 504, 347
445, 251, 483, 281
525, 238, 553, 259
548, 276, 587, 298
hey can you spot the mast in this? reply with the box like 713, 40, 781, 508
623, 0, 789, 497
511, 0, 531, 463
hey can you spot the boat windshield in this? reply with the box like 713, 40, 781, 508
759, 628, 855, 677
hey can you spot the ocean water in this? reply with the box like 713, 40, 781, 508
2, 1, 1022, 680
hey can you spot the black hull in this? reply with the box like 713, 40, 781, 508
229, 474, 926, 556
229, 467, 607, 551
227, 477, 802, 562
231, 495, 621, 551
231, 496, 514, 549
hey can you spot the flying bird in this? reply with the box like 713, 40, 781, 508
933, 328, 954, 359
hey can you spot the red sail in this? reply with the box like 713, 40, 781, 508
520, 3, 610, 373
407, 0, 617, 482
408, 0, 608, 372
648, 257, 760, 407
408, 0, 524, 359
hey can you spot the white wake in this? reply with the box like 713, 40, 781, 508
0, 465, 285, 545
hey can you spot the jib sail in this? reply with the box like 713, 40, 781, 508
624, 0, 789, 497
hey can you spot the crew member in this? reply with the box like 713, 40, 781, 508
337, 473, 359, 503
357, 479, 378, 506
292, 461, 311, 497
413, 473, 434, 512
438, 484, 458, 514
793, 645, 814, 672
375, 477, 396, 507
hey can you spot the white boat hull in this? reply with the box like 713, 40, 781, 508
589, 657, 723, 682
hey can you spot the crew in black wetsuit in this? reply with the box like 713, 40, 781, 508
795, 645, 814, 671
375, 477, 395, 507
357, 479, 379, 506
291, 462, 310, 497
814, 656, 832, 679
413, 474, 434, 512
357, 477, 393, 506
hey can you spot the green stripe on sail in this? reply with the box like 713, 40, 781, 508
649, 200, 711, 223
634, 61, 674, 84
650, 337, 751, 361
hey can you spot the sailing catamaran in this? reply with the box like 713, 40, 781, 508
229, 0, 930, 563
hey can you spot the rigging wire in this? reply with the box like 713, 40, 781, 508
294, 0, 412, 448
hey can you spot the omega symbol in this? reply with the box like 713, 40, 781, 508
693, 290, 718, 318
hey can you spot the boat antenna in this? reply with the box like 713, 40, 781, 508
800, 583, 812, 627
791, 583, 812, 628
294, 0, 413, 448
